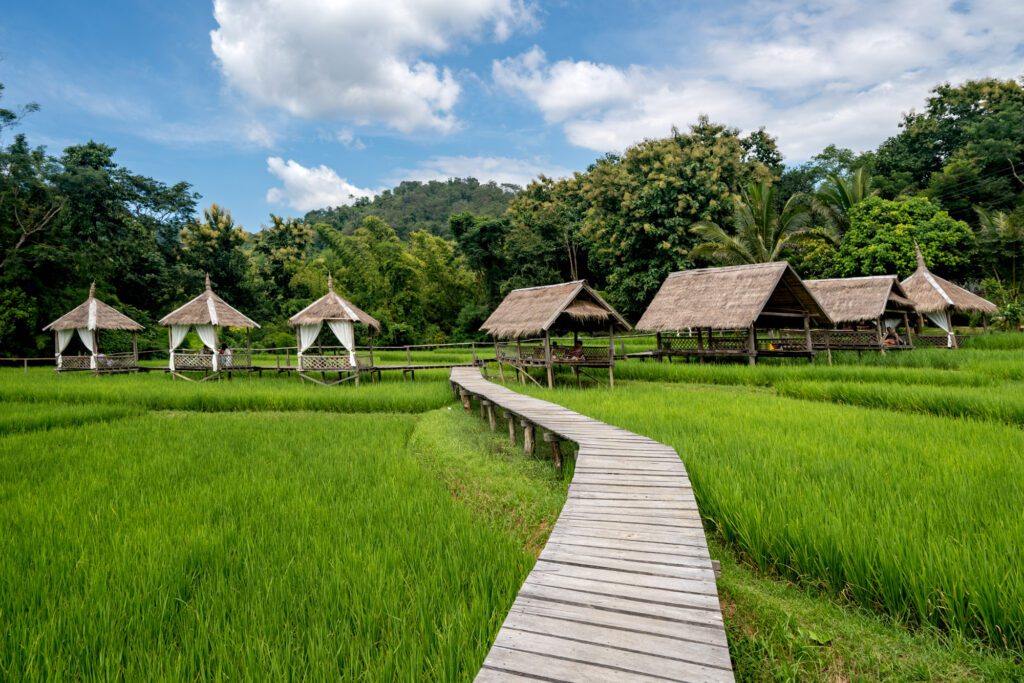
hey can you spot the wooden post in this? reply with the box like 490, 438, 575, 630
902, 312, 913, 348
482, 400, 496, 431
543, 330, 554, 388
747, 325, 756, 366
803, 314, 813, 359
246, 328, 252, 369
516, 338, 524, 384
522, 420, 535, 455
495, 341, 505, 381
655, 332, 662, 362
507, 411, 516, 446
608, 323, 615, 388
471, 341, 478, 365
543, 431, 563, 473
876, 316, 886, 352
460, 389, 471, 412
132, 333, 139, 368
368, 332, 375, 372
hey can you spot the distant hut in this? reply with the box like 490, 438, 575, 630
804, 276, 917, 351
287, 275, 381, 385
481, 280, 631, 387
158, 274, 259, 379
901, 246, 998, 348
636, 262, 830, 365
43, 282, 144, 372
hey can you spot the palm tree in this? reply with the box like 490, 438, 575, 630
689, 182, 815, 264
812, 167, 877, 234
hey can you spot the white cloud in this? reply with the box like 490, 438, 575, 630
494, 0, 1024, 161
396, 155, 573, 188
211, 0, 536, 133
333, 128, 366, 150
265, 157, 374, 212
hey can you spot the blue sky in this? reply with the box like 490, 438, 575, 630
2, 0, 1022, 231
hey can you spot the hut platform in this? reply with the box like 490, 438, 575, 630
449, 367, 732, 682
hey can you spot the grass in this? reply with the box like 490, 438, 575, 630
0, 401, 141, 435
0, 368, 453, 413
778, 379, 1024, 428
0, 369, 568, 681
511, 380, 1024, 653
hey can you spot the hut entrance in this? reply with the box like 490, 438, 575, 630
481, 280, 631, 388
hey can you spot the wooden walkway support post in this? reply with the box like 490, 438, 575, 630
482, 400, 497, 432
460, 389, 471, 412
543, 430, 563, 473
507, 411, 516, 445
522, 419, 535, 455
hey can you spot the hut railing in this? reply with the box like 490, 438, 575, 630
58, 355, 92, 370
914, 334, 965, 348
496, 342, 611, 363
174, 352, 215, 371
297, 354, 371, 372
660, 333, 749, 353
96, 352, 138, 371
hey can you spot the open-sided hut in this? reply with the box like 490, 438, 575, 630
481, 280, 631, 387
159, 274, 259, 379
803, 276, 917, 351
636, 262, 830, 364
43, 282, 144, 372
287, 275, 381, 385
900, 247, 997, 348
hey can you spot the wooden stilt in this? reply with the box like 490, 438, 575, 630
522, 420, 535, 455
543, 431, 563, 473
543, 330, 553, 388
507, 411, 516, 445
747, 325, 756, 365
482, 400, 496, 431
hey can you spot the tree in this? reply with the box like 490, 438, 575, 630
690, 182, 815, 264
811, 167, 878, 235
975, 206, 1024, 300
504, 173, 589, 286
832, 196, 975, 279
580, 117, 773, 318
178, 204, 252, 309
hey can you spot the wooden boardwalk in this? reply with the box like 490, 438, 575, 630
449, 368, 733, 682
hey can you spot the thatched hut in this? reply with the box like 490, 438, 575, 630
158, 274, 259, 379
481, 280, 631, 387
636, 262, 829, 364
804, 276, 917, 350
901, 247, 997, 348
287, 275, 381, 385
43, 283, 144, 372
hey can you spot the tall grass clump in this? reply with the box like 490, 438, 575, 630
960, 332, 1024, 350
0, 411, 538, 680
0, 401, 141, 435
514, 381, 1024, 651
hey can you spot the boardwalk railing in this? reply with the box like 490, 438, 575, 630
450, 367, 733, 682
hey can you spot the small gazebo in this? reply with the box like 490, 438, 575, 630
803, 276, 917, 351
43, 282, 144, 372
159, 274, 260, 380
287, 275, 381, 385
481, 280, 631, 388
901, 247, 998, 348
637, 262, 830, 364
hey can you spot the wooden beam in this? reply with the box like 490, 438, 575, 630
544, 330, 554, 388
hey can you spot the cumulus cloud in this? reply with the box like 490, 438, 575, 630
265, 157, 374, 211
211, 0, 535, 133
396, 155, 573, 188
494, 0, 1024, 160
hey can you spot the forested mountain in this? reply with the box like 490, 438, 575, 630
304, 178, 518, 239
2, 77, 1022, 356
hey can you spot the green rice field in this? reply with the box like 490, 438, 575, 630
3, 336, 1024, 680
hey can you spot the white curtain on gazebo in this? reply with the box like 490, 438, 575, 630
55, 329, 74, 369
328, 320, 356, 366
195, 324, 219, 371
297, 323, 322, 371
169, 324, 190, 371
925, 310, 955, 348
77, 328, 97, 369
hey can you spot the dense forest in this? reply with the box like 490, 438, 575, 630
2, 77, 1022, 356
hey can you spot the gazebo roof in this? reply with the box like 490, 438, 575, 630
481, 280, 631, 339
159, 274, 260, 328
288, 276, 381, 330
636, 262, 830, 331
804, 276, 916, 324
43, 283, 144, 332
900, 247, 998, 315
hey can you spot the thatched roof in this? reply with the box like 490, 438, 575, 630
288, 275, 381, 330
901, 247, 998, 315
44, 283, 144, 332
159, 274, 260, 328
481, 280, 631, 339
636, 262, 830, 331
804, 276, 916, 324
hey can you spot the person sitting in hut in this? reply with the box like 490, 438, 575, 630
883, 326, 900, 346
219, 343, 234, 369
570, 339, 584, 360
